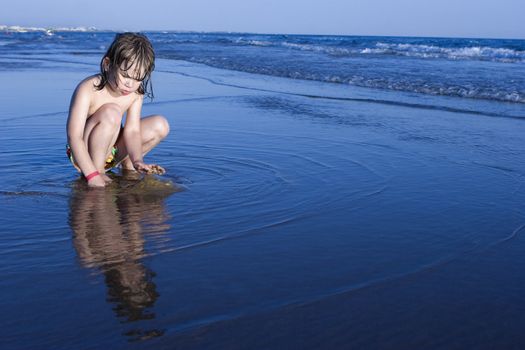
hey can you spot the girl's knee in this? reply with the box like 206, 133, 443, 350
153, 115, 170, 139
96, 103, 123, 127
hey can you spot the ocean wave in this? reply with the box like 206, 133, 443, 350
280, 41, 352, 56
234, 38, 273, 47
321, 77, 523, 103
330, 76, 523, 103
368, 42, 525, 63
249, 39, 525, 63
173, 55, 524, 103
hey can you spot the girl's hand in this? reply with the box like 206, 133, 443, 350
148, 164, 166, 175
133, 161, 165, 175
133, 160, 151, 173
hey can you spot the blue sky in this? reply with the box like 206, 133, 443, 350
2, 0, 524, 39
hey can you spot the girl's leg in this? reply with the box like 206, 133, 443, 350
114, 114, 170, 170
83, 103, 123, 173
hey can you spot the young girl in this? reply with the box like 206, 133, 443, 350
66, 33, 170, 187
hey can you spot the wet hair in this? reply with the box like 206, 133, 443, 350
95, 32, 155, 99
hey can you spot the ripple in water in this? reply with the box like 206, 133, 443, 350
151, 125, 391, 254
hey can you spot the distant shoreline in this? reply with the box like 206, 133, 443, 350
1, 24, 525, 41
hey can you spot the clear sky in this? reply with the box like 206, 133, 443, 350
2, 0, 524, 39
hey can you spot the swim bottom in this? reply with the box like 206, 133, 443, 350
66, 144, 119, 172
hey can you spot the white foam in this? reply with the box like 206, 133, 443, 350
281, 42, 351, 56
235, 38, 273, 47
369, 42, 525, 62
0, 24, 99, 33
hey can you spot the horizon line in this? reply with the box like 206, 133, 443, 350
1, 24, 524, 41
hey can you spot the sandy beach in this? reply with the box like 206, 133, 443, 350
2, 46, 525, 349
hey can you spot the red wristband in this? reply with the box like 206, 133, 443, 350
85, 171, 100, 182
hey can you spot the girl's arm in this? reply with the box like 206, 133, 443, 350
66, 82, 105, 186
123, 95, 151, 173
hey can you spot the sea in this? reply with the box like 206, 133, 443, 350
2, 26, 525, 349
1, 28, 524, 104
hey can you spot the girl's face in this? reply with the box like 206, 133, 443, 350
104, 57, 145, 96
113, 68, 142, 96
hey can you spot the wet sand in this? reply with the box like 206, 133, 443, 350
1, 56, 525, 349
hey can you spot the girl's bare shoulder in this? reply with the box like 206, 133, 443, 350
75, 75, 102, 94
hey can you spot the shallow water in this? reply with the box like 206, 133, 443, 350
2, 48, 525, 348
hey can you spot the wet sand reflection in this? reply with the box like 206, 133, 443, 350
69, 175, 179, 341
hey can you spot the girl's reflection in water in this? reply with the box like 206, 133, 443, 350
69, 175, 178, 341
